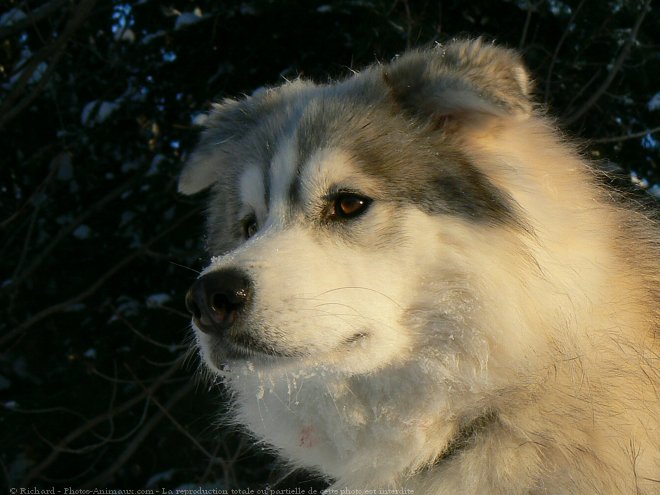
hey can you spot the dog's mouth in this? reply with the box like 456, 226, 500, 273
227, 331, 298, 360
202, 328, 301, 370
202, 327, 370, 372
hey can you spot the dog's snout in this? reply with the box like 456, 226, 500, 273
185, 268, 252, 334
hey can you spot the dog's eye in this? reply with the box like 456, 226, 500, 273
242, 216, 258, 239
330, 193, 372, 220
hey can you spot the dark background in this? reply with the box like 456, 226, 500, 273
1, 0, 658, 491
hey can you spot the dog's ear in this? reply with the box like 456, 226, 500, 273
382, 39, 532, 126
178, 98, 255, 195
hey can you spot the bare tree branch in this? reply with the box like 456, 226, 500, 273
1, 206, 202, 347
543, 0, 587, 103
126, 365, 219, 460
0, 149, 59, 230
0, 0, 72, 40
21, 362, 181, 485
0, 0, 97, 129
563, 0, 651, 125
12, 201, 41, 284
79, 381, 194, 489
591, 125, 660, 144
518, 1, 543, 49
111, 306, 188, 350
4, 175, 139, 294
130, 364, 244, 487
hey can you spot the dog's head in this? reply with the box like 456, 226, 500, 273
180, 40, 536, 377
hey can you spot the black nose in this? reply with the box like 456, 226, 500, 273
185, 268, 252, 334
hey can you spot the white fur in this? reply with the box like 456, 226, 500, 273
193, 132, 659, 493
239, 165, 268, 223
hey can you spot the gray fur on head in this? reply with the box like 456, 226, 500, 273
178, 39, 532, 195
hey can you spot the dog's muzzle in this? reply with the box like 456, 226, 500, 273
185, 268, 252, 335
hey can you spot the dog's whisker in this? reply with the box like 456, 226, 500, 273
314, 286, 404, 309
169, 261, 201, 275
311, 302, 361, 314
295, 306, 401, 336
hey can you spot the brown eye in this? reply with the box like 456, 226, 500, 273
331, 193, 372, 220
242, 216, 258, 239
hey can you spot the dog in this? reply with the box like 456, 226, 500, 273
179, 39, 659, 494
